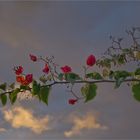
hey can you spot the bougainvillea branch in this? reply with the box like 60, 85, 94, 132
0, 27, 140, 106
1, 78, 140, 95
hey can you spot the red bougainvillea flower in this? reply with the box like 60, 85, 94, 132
25, 74, 33, 84
14, 66, 23, 75
43, 64, 49, 74
16, 75, 25, 83
68, 99, 78, 105
61, 65, 72, 73
21, 80, 30, 86
29, 54, 37, 62
16, 74, 33, 85
86, 54, 96, 66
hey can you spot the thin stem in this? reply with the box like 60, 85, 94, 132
69, 84, 83, 100
39, 56, 56, 82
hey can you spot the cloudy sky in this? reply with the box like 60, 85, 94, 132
0, 1, 140, 140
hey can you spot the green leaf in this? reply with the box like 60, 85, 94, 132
86, 72, 103, 80
20, 85, 31, 91
0, 94, 7, 106
113, 71, 130, 88
9, 83, 15, 89
46, 75, 52, 81
109, 71, 114, 79
122, 48, 130, 53
39, 75, 47, 84
103, 58, 111, 68
135, 68, 140, 75
32, 81, 40, 95
9, 88, 20, 104
81, 84, 97, 103
65, 73, 80, 83
114, 71, 130, 80
0, 83, 7, 91
102, 69, 109, 77
132, 83, 140, 102
118, 54, 126, 65
39, 86, 51, 105
135, 51, 140, 60
115, 77, 125, 88
58, 73, 64, 81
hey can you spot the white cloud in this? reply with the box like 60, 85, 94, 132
0, 128, 6, 132
2, 107, 51, 134
64, 112, 108, 137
